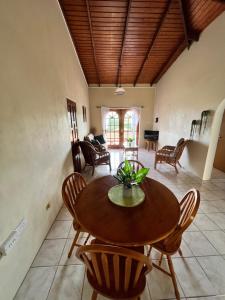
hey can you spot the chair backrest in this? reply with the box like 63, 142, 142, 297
174, 139, 188, 161
61, 172, 87, 218
76, 243, 152, 295
176, 138, 185, 147
80, 141, 97, 164
117, 160, 144, 173
163, 189, 200, 251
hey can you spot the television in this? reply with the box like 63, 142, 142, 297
144, 130, 159, 141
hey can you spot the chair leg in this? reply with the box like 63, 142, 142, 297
167, 255, 180, 300
68, 229, 81, 258
109, 159, 112, 171
178, 248, 183, 257
92, 290, 98, 300
92, 165, 95, 176
177, 161, 182, 168
154, 156, 157, 169
159, 253, 163, 266
147, 246, 152, 256
174, 164, 179, 174
84, 233, 90, 245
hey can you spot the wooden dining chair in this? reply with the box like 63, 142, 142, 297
148, 188, 200, 300
76, 240, 152, 300
62, 172, 90, 258
117, 160, 145, 173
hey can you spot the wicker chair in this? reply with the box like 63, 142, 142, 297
117, 160, 145, 173
62, 172, 90, 257
148, 189, 200, 300
84, 133, 106, 153
76, 239, 152, 300
80, 141, 111, 176
154, 138, 188, 173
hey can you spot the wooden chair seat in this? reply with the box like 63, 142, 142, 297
151, 236, 182, 255
91, 239, 145, 255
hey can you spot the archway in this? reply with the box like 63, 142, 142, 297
203, 98, 225, 180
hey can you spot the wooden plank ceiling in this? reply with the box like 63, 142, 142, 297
59, 0, 225, 86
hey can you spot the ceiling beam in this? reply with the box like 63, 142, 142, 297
116, 0, 132, 87
85, 0, 101, 86
133, 0, 172, 86
151, 40, 187, 85
178, 0, 200, 49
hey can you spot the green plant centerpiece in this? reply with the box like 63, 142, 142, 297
127, 137, 134, 147
108, 160, 149, 207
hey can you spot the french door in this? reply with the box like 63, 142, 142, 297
105, 109, 139, 148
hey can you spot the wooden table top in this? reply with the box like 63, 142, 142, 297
75, 175, 180, 246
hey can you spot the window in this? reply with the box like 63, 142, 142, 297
105, 111, 120, 146
124, 110, 137, 144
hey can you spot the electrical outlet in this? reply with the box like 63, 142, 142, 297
0, 218, 27, 257
0, 231, 18, 256
15, 218, 27, 235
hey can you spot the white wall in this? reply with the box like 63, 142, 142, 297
154, 12, 225, 178
89, 87, 155, 147
0, 1, 90, 299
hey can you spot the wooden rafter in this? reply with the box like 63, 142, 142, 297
58, 0, 89, 84
151, 40, 187, 85
116, 0, 132, 86
133, 0, 172, 86
85, 0, 101, 86
178, 0, 199, 49
60, 0, 224, 85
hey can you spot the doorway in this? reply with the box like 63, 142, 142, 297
67, 99, 81, 172
104, 109, 139, 148
213, 110, 225, 175
203, 98, 225, 180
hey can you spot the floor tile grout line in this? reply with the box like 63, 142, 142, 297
80, 267, 87, 300
200, 230, 225, 255
45, 220, 73, 299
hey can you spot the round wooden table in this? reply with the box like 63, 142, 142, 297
75, 175, 180, 246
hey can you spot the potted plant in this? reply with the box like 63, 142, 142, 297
114, 160, 149, 198
127, 137, 134, 147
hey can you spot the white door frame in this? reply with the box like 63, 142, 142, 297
203, 98, 225, 180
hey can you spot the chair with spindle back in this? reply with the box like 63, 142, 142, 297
117, 160, 145, 173
76, 240, 152, 300
148, 189, 200, 300
62, 172, 90, 258
154, 138, 188, 173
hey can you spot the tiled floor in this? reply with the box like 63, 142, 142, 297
15, 149, 225, 300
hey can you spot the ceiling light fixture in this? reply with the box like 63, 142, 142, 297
115, 71, 125, 95
114, 86, 125, 96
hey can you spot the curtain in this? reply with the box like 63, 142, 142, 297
130, 107, 141, 144
100, 106, 109, 137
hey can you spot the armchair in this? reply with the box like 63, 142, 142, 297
80, 141, 111, 176
154, 138, 188, 173
84, 133, 106, 153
